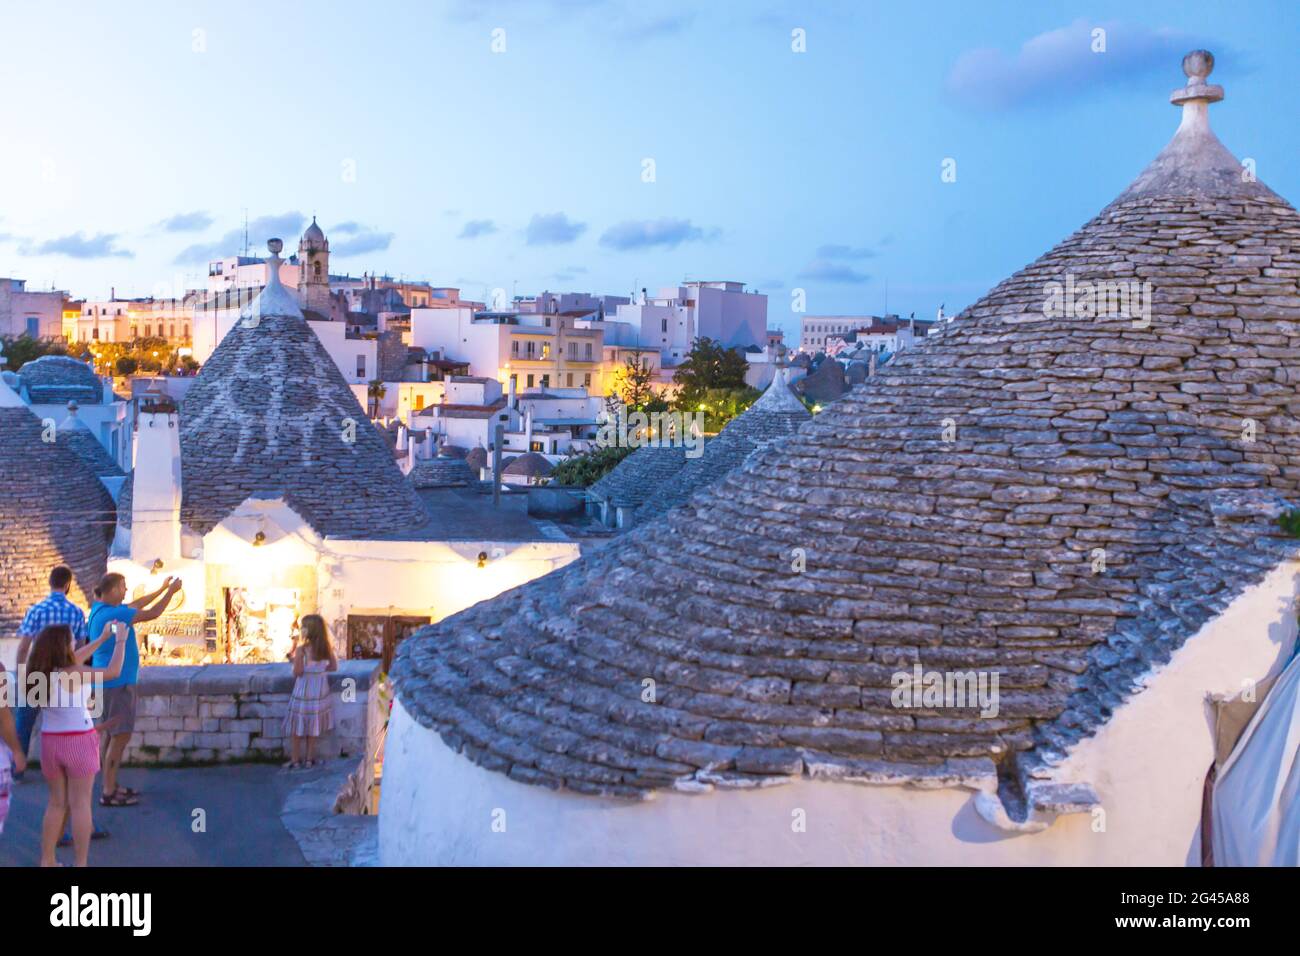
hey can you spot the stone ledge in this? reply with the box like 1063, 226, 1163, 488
137, 660, 379, 696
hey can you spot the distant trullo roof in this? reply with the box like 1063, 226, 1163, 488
177, 239, 428, 537
56, 402, 124, 478
635, 369, 810, 522
0, 377, 112, 633
588, 444, 690, 509
408, 456, 474, 489
17, 355, 103, 405
392, 51, 1300, 802
503, 451, 554, 478
796, 356, 847, 405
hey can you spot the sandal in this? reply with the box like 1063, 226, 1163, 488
115, 786, 141, 798
282, 761, 302, 770
99, 791, 140, 807
57, 828, 109, 847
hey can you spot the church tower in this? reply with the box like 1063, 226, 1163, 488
297, 217, 333, 317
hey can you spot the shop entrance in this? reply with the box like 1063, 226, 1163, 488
346, 614, 431, 672
224, 586, 301, 663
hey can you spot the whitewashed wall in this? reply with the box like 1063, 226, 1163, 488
380, 560, 1299, 866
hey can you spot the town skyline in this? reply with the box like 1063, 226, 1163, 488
1, 0, 1296, 344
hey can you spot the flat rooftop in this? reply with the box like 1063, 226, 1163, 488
370, 485, 571, 543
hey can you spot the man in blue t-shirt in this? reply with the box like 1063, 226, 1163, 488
87, 572, 182, 806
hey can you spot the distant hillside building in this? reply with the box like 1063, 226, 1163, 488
0, 278, 69, 339
799, 313, 936, 353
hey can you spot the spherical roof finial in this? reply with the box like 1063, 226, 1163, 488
267, 237, 284, 256
1170, 49, 1223, 109
1182, 49, 1214, 83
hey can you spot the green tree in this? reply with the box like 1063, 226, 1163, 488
0, 335, 67, 370
610, 356, 659, 409
367, 379, 387, 417
671, 337, 750, 412
546, 444, 634, 487
115, 356, 140, 376
694, 386, 761, 433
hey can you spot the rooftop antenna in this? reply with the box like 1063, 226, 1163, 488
242, 209, 249, 257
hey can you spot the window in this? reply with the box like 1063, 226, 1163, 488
583, 373, 591, 387
541, 343, 551, 359
145, 324, 152, 337
540, 375, 550, 388
169, 324, 175, 338
526, 374, 535, 388
511, 340, 519, 356
566, 373, 573, 387
314, 261, 323, 279
356, 355, 366, 378
584, 343, 592, 360
530, 441, 543, 452
130, 326, 138, 338
92, 328, 99, 340
526, 341, 536, 358
661, 318, 668, 332
25, 317, 39, 337
414, 395, 425, 411
183, 324, 189, 339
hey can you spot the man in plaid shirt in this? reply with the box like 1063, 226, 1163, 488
14, 566, 89, 769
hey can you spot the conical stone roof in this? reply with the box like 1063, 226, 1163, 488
178, 240, 427, 538
588, 444, 691, 509
56, 402, 124, 478
635, 370, 810, 522
0, 379, 112, 633
392, 52, 1300, 799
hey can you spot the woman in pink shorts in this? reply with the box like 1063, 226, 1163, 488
26, 619, 128, 866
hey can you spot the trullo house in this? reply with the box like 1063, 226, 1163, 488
382, 51, 1300, 865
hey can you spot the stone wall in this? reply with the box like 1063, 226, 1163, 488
123, 660, 383, 769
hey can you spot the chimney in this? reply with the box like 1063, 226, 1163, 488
492, 422, 505, 507
525, 407, 533, 450
130, 388, 182, 566
507, 373, 516, 409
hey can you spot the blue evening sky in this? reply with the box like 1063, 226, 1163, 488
0, 0, 1295, 342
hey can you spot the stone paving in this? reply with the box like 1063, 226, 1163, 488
0, 759, 375, 867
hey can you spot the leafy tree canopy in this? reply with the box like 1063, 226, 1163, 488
690, 386, 761, 434
0, 334, 67, 369
546, 444, 633, 488
671, 337, 750, 414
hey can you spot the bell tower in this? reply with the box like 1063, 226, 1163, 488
297, 216, 332, 316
